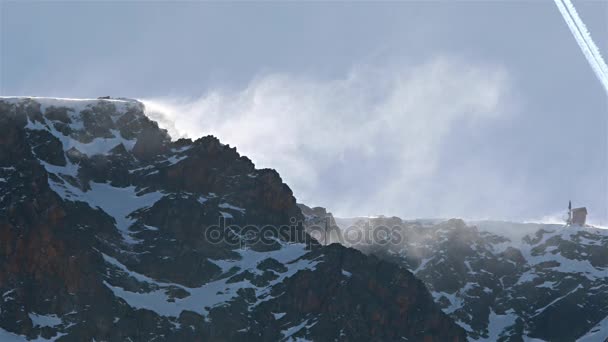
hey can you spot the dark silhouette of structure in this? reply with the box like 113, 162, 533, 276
567, 200, 587, 226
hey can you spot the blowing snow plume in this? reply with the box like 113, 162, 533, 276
141, 58, 522, 220
554, 0, 608, 93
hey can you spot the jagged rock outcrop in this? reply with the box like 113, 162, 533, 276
297, 203, 343, 245
0, 97, 466, 341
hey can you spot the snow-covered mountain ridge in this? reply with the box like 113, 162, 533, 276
0, 97, 466, 341
325, 215, 608, 342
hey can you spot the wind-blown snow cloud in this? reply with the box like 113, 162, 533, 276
142, 57, 517, 218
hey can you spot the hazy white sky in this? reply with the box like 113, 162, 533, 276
1, 1, 607, 223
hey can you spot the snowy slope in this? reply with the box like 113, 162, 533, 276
335, 217, 608, 341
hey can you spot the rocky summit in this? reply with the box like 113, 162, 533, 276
0, 97, 465, 341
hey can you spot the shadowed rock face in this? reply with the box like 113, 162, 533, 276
298, 203, 344, 245
0, 97, 466, 341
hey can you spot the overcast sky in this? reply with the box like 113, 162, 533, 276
1, 1, 607, 224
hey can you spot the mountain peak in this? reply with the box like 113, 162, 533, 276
0, 96, 466, 341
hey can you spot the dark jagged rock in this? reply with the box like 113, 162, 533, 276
298, 203, 343, 245
0, 97, 466, 341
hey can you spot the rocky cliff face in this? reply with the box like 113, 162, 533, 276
0, 97, 465, 341
334, 216, 608, 341
297, 203, 343, 246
